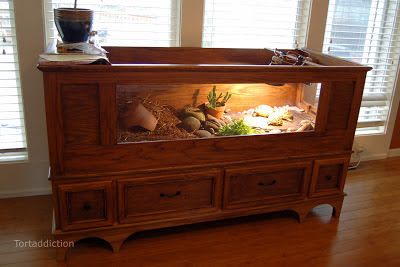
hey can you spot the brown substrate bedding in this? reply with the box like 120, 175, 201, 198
118, 95, 195, 143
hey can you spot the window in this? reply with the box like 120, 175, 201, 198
0, 0, 27, 160
44, 0, 180, 46
323, 0, 400, 134
202, 0, 311, 48
40, 0, 400, 138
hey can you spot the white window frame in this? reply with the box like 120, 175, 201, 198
0, 0, 28, 162
35, 0, 400, 160
323, 0, 400, 135
43, 0, 182, 47
200, 0, 312, 49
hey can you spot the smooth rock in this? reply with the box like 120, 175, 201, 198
204, 121, 220, 131
181, 116, 201, 132
243, 116, 268, 129
205, 127, 215, 134
194, 130, 212, 138
207, 114, 226, 126
184, 107, 206, 122
255, 105, 273, 117
269, 129, 282, 134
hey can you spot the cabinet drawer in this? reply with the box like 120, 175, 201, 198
224, 162, 311, 209
57, 181, 114, 231
118, 170, 222, 223
310, 157, 349, 197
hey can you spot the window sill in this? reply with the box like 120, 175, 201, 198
0, 151, 29, 164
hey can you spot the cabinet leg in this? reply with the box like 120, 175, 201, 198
332, 200, 343, 218
293, 208, 309, 223
110, 240, 124, 253
298, 212, 308, 223
56, 246, 69, 262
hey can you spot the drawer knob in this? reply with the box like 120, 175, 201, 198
160, 191, 181, 198
258, 180, 277, 186
83, 202, 92, 211
325, 175, 333, 181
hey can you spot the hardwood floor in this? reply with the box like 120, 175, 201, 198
1, 157, 400, 267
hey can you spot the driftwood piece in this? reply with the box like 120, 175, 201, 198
296, 120, 313, 132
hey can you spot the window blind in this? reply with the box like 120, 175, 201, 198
202, 0, 311, 48
0, 0, 27, 156
323, 0, 400, 132
44, 0, 180, 47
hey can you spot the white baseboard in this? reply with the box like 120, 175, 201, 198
388, 148, 400, 158
360, 153, 388, 162
0, 187, 51, 199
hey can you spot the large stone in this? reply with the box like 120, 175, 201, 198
183, 107, 206, 122
269, 129, 282, 134
194, 130, 212, 138
181, 116, 201, 132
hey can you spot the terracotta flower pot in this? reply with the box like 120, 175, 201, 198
54, 8, 93, 43
205, 105, 225, 119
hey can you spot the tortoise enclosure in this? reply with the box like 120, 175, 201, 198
38, 47, 371, 261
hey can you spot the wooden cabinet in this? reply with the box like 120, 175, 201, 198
38, 47, 370, 260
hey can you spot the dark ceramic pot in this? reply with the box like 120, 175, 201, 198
54, 8, 93, 43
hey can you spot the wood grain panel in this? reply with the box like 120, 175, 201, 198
314, 82, 332, 134
104, 47, 275, 65
43, 72, 64, 174
60, 133, 350, 175
68, 190, 106, 223
99, 83, 117, 145
124, 179, 213, 215
117, 83, 298, 111
61, 84, 100, 145
61, 134, 351, 175
118, 170, 223, 223
57, 181, 114, 231
390, 101, 400, 149
309, 157, 349, 197
224, 161, 311, 209
326, 82, 355, 130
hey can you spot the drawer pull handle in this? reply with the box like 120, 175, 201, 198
83, 202, 92, 211
258, 180, 277, 186
325, 175, 333, 181
160, 191, 181, 198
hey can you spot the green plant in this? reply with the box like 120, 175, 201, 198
218, 119, 260, 136
206, 86, 232, 109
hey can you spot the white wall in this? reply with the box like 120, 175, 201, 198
0, 0, 399, 198
0, 0, 50, 198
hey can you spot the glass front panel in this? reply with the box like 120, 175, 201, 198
117, 83, 319, 143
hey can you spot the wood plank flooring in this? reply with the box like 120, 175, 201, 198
1, 157, 399, 267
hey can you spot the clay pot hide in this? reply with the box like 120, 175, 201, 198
205, 105, 225, 119
121, 102, 158, 131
